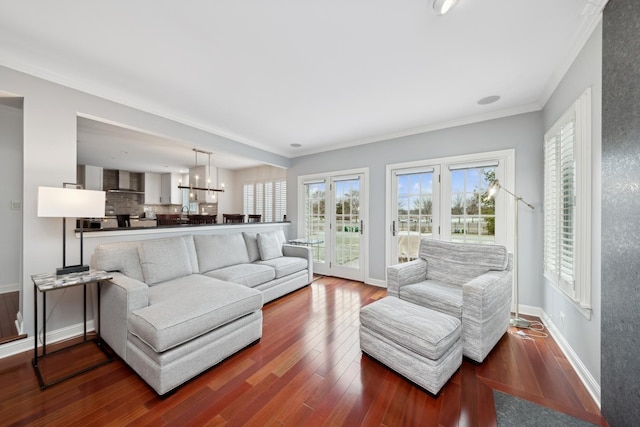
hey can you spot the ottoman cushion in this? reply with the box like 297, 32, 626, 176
360, 296, 461, 360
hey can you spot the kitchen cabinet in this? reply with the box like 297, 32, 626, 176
161, 173, 182, 205
144, 172, 161, 204
77, 165, 103, 191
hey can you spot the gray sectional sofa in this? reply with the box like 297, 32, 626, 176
92, 230, 312, 395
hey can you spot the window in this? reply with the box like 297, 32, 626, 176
243, 178, 287, 221
544, 88, 591, 311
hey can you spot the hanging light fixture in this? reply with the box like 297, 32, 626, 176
177, 148, 225, 194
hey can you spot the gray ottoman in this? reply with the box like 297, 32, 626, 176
359, 296, 462, 395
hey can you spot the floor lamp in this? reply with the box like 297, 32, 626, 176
487, 179, 534, 329
37, 185, 106, 276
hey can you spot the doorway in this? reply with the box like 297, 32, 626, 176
299, 169, 368, 281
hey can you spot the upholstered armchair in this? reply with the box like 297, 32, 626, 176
387, 239, 513, 363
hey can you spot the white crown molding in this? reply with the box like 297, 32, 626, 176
290, 102, 542, 158
537, 3, 606, 109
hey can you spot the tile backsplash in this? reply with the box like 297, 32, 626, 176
103, 169, 217, 217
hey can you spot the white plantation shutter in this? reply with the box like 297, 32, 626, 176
255, 182, 264, 217
264, 181, 274, 222
543, 88, 591, 311
243, 183, 254, 216
275, 179, 287, 221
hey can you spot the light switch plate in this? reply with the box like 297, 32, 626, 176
11, 200, 21, 210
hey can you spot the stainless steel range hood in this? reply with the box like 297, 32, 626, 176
107, 170, 145, 194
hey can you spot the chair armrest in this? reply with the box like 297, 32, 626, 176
462, 269, 513, 361
463, 270, 512, 315
282, 244, 314, 283
386, 259, 427, 297
100, 272, 149, 360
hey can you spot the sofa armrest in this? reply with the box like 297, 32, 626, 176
100, 272, 149, 360
282, 244, 314, 283
386, 259, 427, 297
462, 269, 513, 362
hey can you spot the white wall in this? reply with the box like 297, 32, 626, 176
0, 64, 290, 342
288, 111, 544, 306
541, 21, 602, 393
0, 104, 23, 294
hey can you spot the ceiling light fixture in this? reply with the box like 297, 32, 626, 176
433, 0, 459, 15
477, 95, 501, 105
178, 148, 225, 195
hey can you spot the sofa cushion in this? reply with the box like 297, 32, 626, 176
256, 256, 308, 279
257, 231, 283, 260
131, 275, 263, 352
399, 280, 463, 319
93, 241, 144, 282
419, 239, 508, 286
242, 232, 261, 262
195, 233, 250, 273
203, 263, 275, 288
139, 237, 193, 285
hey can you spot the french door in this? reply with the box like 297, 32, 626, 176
300, 170, 367, 281
387, 150, 514, 268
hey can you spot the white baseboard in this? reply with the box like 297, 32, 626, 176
366, 278, 386, 288
539, 310, 601, 408
0, 320, 95, 359
0, 282, 20, 294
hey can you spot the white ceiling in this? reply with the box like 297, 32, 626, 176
0, 0, 605, 169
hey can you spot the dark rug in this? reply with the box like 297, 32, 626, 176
493, 390, 597, 427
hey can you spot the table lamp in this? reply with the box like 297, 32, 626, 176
37, 185, 106, 276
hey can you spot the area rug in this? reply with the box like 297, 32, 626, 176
493, 390, 597, 427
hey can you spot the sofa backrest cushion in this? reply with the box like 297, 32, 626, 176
139, 236, 194, 285
419, 239, 508, 286
93, 241, 144, 282
195, 233, 250, 273
257, 231, 284, 260
242, 232, 261, 262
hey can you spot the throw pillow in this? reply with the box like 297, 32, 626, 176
243, 232, 261, 262
257, 231, 284, 260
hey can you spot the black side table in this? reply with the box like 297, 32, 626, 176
31, 269, 114, 390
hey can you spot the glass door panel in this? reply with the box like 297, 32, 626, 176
331, 175, 364, 281
392, 167, 439, 264
303, 181, 327, 271
450, 166, 496, 244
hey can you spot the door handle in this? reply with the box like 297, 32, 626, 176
360, 220, 364, 235
392, 220, 396, 237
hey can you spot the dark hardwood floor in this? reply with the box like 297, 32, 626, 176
0, 277, 607, 426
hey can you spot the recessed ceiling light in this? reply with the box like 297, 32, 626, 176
433, 0, 459, 15
290, 143, 302, 148
477, 95, 501, 105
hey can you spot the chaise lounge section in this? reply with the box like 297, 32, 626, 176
93, 230, 312, 395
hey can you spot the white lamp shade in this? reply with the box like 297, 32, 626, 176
37, 186, 106, 218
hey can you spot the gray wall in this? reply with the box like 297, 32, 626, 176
0, 64, 291, 339
288, 111, 544, 306
0, 104, 23, 293
602, 1, 640, 424
541, 21, 602, 393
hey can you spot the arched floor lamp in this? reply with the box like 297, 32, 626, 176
487, 179, 534, 329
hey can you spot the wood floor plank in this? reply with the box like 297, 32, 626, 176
0, 277, 608, 426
